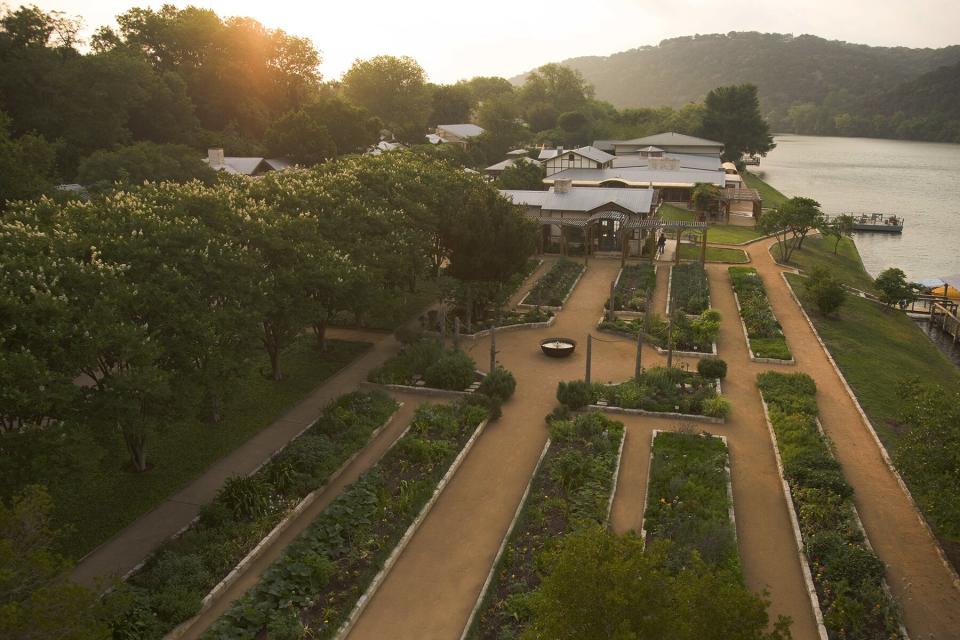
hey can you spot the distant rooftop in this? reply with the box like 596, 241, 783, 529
500, 186, 655, 214
436, 123, 485, 139
619, 132, 723, 147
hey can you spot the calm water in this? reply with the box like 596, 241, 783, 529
756, 134, 960, 281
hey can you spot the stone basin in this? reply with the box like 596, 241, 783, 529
540, 337, 577, 358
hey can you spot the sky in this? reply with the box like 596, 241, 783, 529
28, 0, 960, 83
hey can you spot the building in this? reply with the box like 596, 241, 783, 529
500, 180, 658, 257
540, 146, 615, 175
428, 124, 486, 148
484, 155, 541, 178
594, 132, 725, 157
204, 148, 290, 176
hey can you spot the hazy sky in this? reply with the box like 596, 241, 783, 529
30, 0, 960, 83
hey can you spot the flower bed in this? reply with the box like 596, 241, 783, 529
111, 392, 399, 639
729, 267, 793, 361
441, 306, 554, 336
757, 372, 904, 640
607, 264, 657, 312
519, 258, 585, 308
466, 412, 624, 640
669, 263, 710, 315
205, 400, 489, 639
644, 431, 737, 570
367, 339, 478, 390
598, 309, 721, 355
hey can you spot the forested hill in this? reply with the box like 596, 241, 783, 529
526, 32, 960, 139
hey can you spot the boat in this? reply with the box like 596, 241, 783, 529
742, 154, 761, 166
827, 212, 904, 233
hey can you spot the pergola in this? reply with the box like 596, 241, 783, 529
720, 187, 763, 219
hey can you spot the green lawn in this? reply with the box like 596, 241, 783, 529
773, 235, 877, 293
679, 244, 749, 263
44, 337, 371, 557
743, 171, 788, 208
659, 203, 694, 221
785, 273, 960, 449
704, 225, 765, 244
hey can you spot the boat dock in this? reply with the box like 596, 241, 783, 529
825, 212, 904, 233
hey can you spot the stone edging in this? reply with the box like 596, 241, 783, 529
359, 380, 472, 399
457, 439, 552, 640
781, 272, 960, 592
732, 290, 795, 365
759, 397, 831, 640
517, 262, 586, 311
605, 427, 628, 524
426, 314, 556, 342
588, 403, 724, 424
164, 405, 405, 640
666, 264, 712, 317
336, 416, 491, 640
606, 264, 658, 318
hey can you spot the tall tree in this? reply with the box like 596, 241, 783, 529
76, 142, 215, 188
699, 84, 775, 164
341, 55, 431, 142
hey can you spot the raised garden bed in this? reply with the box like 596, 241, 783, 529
464, 412, 624, 640
431, 307, 555, 338
729, 267, 793, 363
667, 263, 711, 315
206, 400, 490, 639
643, 430, 737, 569
368, 339, 480, 391
757, 372, 905, 640
518, 258, 585, 309
110, 392, 399, 639
605, 264, 657, 313
597, 309, 720, 357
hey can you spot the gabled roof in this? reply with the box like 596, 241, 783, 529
620, 132, 723, 147
544, 166, 725, 188
436, 123, 485, 139
485, 157, 540, 172
612, 152, 721, 171
542, 146, 615, 164
500, 186, 655, 215
538, 148, 560, 160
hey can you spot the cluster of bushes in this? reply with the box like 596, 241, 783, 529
206, 400, 489, 639
557, 365, 730, 419
757, 372, 904, 640
729, 267, 792, 361
599, 309, 721, 353
447, 306, 553, 334
607, 264, 657, 312
110, 392, 398, 638
520, 258, 585, 307
670, 263, 710, 315
468, 412, 624, 639
368, 339, 477, 390
645, 431, 737, 569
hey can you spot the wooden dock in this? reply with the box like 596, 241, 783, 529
929, 302, 960, 345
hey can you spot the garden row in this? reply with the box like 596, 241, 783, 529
729, 267, 793, 362
556, 362, 730, 421
669, 263, 711, 315
757, 372, 904, 640
607, 264, 657, 313
598, 309, 721, 355
519, 258, 585, 308
465, 411, 625, 639
108, 391, 399, 638
205, 399, 491, 639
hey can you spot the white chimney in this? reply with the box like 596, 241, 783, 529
208, 147, 225, 168
554, 178, 573, 194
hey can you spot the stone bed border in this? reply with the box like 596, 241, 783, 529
665, 263, 713, 317
589, 404, 724, 425
336, 415, 491, 640
424, 313, 556, 342
639, 429, 735, 544
732, 289, 796, 365
606, 263, 658, 318
164, 404, 404, 640
517, 261, 586, 311
781, 271, 960, 592
595, 317, 718, 359
458, 420, 627, 640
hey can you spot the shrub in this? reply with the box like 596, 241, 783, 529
702, 396, 731, 419
477, 366, 517, 402
423, 349, 476, 390
804, 266, 846, 316
217, 475, 272, 521
697, 356, 727, 380
556, 380, 597, 410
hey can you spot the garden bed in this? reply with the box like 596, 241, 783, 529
642, 430, 737, 570
206, 401, 490, 639
429, 307, 555, 339
605, 263, 657, 313
729, 267, 794, 363
667, 263, 711, 315
111, 392, 399, 639
463, 412, 625, 640
757, 372, 905, 640
367, 339, 481, 391
518, 258, 585, 309
597, 308, 720, 357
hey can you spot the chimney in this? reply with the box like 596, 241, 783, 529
554, 178, 573, 194
208, 147, 225, 168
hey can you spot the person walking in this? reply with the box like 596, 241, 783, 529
657, 232, 667, 256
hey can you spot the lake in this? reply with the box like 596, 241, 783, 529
754, 134, 960, 281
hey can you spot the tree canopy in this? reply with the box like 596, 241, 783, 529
700, 84, 775, 164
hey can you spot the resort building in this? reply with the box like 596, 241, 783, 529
540, 145, 616, 174
484, 155, 541, 178
593, 131, 725, 157
204, 148, 290, 176
427, 123, 486, 148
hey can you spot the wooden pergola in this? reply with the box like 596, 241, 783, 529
635, 218, 709, 264
720, 187, 763, 219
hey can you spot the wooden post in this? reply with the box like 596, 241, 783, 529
666, 314, 674, 369
700, 226, 707, 264
585, 334, 592, 384
621, 227, 628, 267
561, 225, 567, 257
608, 280, 616, 322
674, 227, 682, 264
490, 323, 497, 372
453, 316, 461, 349
634, 330, 643, 379
585, 225, 590, 267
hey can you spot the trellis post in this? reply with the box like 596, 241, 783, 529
608, 281, 616, 322
674, 225, 682, 264
634, 330, 643, 379
585, 334, 592, 384
700, 226, 707, 264
666, 314, 674, 369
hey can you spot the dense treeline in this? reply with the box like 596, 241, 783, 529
551, 32, 960, 143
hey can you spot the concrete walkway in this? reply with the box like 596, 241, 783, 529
70, 327, 402, 588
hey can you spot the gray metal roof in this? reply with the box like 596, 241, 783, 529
612, 153, 721, 171
485, 157, 540, 172
570, 145, 615, 164
436, 123, 485, 139
205, 157, 274, 175
544, 166, 725, 187
499, 186, 655, 215
538, 148, 560, 160
620, 132, 723, 147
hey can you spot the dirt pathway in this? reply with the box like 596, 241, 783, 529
748, 237, 960, 637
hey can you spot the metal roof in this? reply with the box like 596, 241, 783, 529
545, 166, 725, 188
484, 157, 540, 172
499, 186, 655, 215
436, 123, 485, 139
612, 153, 721, 171
620, 132, 723, 147
570, 145, 615, 164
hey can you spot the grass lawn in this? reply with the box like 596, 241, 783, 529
659, 203, 694, 221
785, 273, 960, 449
46, 337, 371, 557
743, 171, 788, 208
773, 235, 877, 293
678, 244, 749, 263
705, 224, 765, 244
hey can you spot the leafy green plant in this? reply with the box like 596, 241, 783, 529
218, 475, 272, 521
477, 366, 517, 402
521, 259, 584, 307
556, 380, 597, 410
424, 349, 476, 390
671, 263, 710, 314
607, 264, 657, 312
729, 267, 792, 360
697, 356, 727, 380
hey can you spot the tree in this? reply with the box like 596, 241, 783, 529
804, 265, 846, 315
496, 160, 545, 190
304, 96, 378, 155
341, 55, 431, 141
0, 112, 57, 205
823, 213, 854, 254
523, 526, 791, 640
763, 196, 825, 263
520, 63, 593, 114
690, 182, 721, 220
429, 83, 474, 125
700, 84, 775, 164
76, 142, 216, 187
264, 109, 336, 165
875, 267, 919, 307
